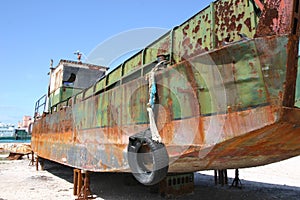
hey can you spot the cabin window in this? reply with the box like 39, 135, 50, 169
62, 66, 98, 89
63, 73, 76, 86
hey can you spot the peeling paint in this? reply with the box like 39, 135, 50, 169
32, 0, 300, 173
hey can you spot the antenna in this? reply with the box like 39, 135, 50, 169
73, 50, 89, 62
50, 59, 53, 68
48, 59, 55, 75
74, 50, 82, 62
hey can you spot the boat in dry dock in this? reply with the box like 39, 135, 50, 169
31, 0, 300, 186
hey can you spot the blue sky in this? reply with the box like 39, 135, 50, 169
0, 0, 210, 125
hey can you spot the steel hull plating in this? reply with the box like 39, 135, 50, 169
32, 34, 300, 172
170, 107, 300, 172
32, 106, 300, 172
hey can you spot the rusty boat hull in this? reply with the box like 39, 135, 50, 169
32, 0, 300, 183
32, 34, 300, 173
170, 107, 300, 172
32, 105, 300, 173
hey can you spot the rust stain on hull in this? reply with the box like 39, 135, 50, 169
32, 103, 300, 173
169, 108, 300, 172
31, 0, 300, 176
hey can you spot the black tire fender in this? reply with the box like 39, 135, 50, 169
127, 131, 169, 186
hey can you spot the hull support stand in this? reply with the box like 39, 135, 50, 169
214, 170, 228, 186
28, 151, 35, 166
230, 169, 242, 189
74, 169, 95, 200
35, 156, 44, 171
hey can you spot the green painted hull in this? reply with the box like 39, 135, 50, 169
32, 34, 300, 172
32, 0, 300, 173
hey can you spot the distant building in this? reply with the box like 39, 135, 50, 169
18, 115, 33, 132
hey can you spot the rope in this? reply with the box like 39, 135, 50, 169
146, 61, 166, 143
148, 70, 156, 109
147, 107, 161, 143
